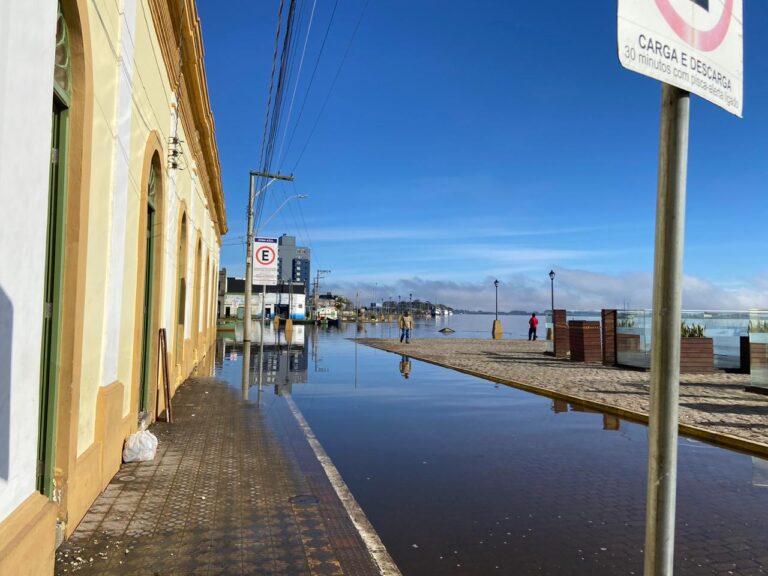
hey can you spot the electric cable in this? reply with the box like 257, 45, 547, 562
290, 0, 371, 173
278, 0, 340, 168
275, 0, 318, 165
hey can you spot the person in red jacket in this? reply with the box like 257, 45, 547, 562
528, 313, 539, 341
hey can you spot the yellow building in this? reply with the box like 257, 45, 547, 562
0, 1, 226, 573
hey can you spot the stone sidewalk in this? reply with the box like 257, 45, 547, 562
55, 376, 397, 575
358, 338, 768, 456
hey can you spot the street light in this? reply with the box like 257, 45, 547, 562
259, 194, 308, 230
492, 280, 502, 339
549, 270, 556, 342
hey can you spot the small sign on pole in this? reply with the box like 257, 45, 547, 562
252, 237, 278, 286
618, 0, 743, 116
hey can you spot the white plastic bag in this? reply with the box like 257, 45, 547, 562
122, 425, 158, 463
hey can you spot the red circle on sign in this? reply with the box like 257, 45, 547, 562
655, 0, 733, 52
256, 245, 276, 265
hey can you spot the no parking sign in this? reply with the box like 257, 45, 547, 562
252, 237, 278, 286
618, 0, 743, 116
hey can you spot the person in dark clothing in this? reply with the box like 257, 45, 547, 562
528, 312, 539, 341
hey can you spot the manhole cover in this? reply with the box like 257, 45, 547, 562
117, 475, 136, 482
290, 495, 318, 507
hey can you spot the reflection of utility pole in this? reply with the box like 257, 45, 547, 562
312, 269, 331, 319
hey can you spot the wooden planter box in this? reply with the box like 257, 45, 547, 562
569, 321, 602, 363
617, 333, 642, 352
601, 309, 616, 366
748, 341, 768, 393
554, 310, 569, 358
679, 337, 715, 373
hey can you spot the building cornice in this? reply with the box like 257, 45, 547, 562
148, 0, 227, 237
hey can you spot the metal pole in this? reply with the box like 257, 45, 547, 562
259, 284, 266, 392
242, 340, 250, 400
244, 173, 257, 344
644, 83, 689, 576
242, 173, 255, 394
550, 278, 554, 317
495, 284, 498, 321
243, 171, 294, 336
549, 273, 555, 342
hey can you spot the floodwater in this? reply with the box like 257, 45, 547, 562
215, 314, 768, 576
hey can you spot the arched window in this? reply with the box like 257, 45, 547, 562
54, 6, 71, 105
147, 161, 157, 206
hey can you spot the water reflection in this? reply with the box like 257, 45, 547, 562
550, 400, 622, 431
217, 322, 308, 401
215, 316, 768, 576
398, 355, 412, 379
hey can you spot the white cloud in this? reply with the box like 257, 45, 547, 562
323, 269, 768, 312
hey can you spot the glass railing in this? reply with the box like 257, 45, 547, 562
616, 309, 767, 372
748, 310, 768, 391
616, 309, 651, 368
545, 311, 553, 353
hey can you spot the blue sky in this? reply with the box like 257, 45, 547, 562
198, 0, 768, 311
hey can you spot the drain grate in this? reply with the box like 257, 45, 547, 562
289, 494, 319, 507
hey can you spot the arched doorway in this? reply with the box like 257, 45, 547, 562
137, 154, 162, 415
175, 213, 188, 373
38, 5, 72, 496
192, 238, 202, 355
203, 253, 210, 338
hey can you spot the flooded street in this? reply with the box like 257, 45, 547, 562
216, 315, 768, 575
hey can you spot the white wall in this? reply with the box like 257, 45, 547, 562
0, 0, 57, 521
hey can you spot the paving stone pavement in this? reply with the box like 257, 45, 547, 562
55, 376, 387, 576
357, 338, 768, 455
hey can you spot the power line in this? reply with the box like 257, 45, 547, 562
255, 0, 300, 231
254, 0, 287, 221
290, 0, 371, 172
276, 0, 318, 164
277, 0, 340, 168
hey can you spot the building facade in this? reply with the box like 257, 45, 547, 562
277, 234, 311, 286
219, 276, 307, 320
0, 1, 226, 573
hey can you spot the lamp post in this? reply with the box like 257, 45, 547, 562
549, 270, 556, 342
492, 279, 502, 339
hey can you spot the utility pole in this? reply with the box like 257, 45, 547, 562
244, 171, 293, 340
312, 269, 331, 320
242, 170, 293, 395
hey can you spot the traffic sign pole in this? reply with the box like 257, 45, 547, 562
242, 171, 292, 397
645, 83, 690, 576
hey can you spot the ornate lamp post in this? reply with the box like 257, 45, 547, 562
549, 270, 556, 341
492, 279, 502, 339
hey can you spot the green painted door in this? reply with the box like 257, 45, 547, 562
138, 202, 155, 414
38, 97, 67, 496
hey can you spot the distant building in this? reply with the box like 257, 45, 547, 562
277, 234, 310, 285
219, 274, 307, 320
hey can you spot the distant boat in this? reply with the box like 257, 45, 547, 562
439, 327, 455, 334
316, 306, 340, 327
